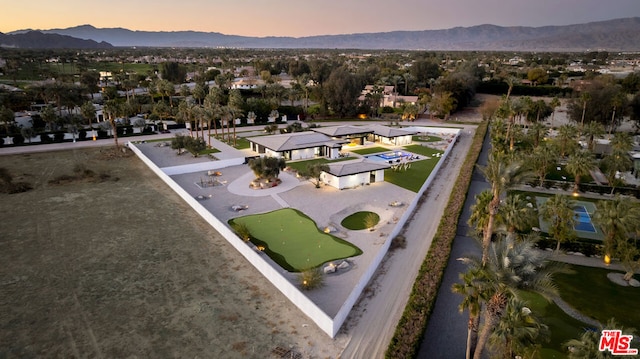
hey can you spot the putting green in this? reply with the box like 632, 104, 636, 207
229, 208, 362, 272
341, 211, 380, 230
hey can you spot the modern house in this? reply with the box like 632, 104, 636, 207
312, 124, 417, 146
246, 132, 348, 160
320, 159, 391, 190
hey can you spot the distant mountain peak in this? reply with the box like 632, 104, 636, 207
6, 17, 640, 50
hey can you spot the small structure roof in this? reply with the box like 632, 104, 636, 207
312, 125, 373, 137
312, 124, 417, 139
247, 132, 347, 152
325, 159, 390, 177
366, 125, 418, 138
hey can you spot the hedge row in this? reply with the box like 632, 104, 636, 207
385, 120, 489, 358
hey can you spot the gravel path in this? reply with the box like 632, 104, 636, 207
339, 121, 476, 358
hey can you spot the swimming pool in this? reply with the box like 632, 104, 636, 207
573, 205, 597, 233
375, 151, 409, 160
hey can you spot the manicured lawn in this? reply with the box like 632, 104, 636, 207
228, 208, 362, 272
198, 147, 220, 155
383, 145, 443, 192
546, 164, 595, 183
285, 157, 352, 172
519, 290, 586, 359
341, 211, 380, 230
224, 136, 251, 149
553, 264, 640, 331
351, 146, 389, 155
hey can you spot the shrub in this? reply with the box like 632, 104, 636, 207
53, 131, 65, 142
364, 212, 380, 231
232, 222, 252, 241
97, 130, 108, 139
389, 234, 407, 251
298, 267, 324, 290
40, 133, 52, 143
78, 129, 87, 140
12, 134, 24, 145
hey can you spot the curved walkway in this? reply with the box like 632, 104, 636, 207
226, 170, 302, 197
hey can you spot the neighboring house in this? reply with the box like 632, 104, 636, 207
358, 85, 419, 108
320, 159, 390, 190
247, 132, 348, 160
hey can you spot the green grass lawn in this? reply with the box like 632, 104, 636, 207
519, 290, 587, 359
554, 264, 640, 331
383, 145, 443, 192
351, 146, 389, 155
198, 147, 220, 155
285, 157, 352, 172
546, 164, 595, 183
341, 211, 380, 230
228, 208, 362, 272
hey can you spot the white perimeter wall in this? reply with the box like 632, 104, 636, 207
128, 127, 461, 338
128, 142, 335, 336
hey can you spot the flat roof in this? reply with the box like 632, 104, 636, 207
325, 159, 390, 177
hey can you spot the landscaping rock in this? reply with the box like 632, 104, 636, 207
323, 265, 336, 274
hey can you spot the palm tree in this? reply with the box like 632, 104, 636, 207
566, 150, 596, 192
610, 132, 633, 153
452, 266, 489, 359
457, 236, 561, 359
479, 152, 532, 264
593, 195, 640, 265
499, 193, 536, 237
583, 121, 605, 151
102, 100, 121, 147
556, 124, 578, 157
468, 190, 493, 236
528, 122, 548, 149
540, 194, 577, 251
565, 318, 636, 359
549, 97, 561, 128
489, 296, 549, 359
601, 149, 632, 194
529, 142, 558, 185
579, 92, 591, 135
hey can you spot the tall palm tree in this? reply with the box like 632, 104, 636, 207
457, 236, 561, 359
540, 194, 577, 251
499, 193, 537, 237
549, 97, 561, 128
102, 100, 121, 147
583, 121, 605, 151
601, 148, 632, 194
556, 124, 578, 157
479, 152, 532, 264
566, 150, 596, 193
489, 296, 549, 359
528, 122, 548, 148
452, 266, 489, 359
579, 92, 591, 135
468, 190, 493, 236
593, 195, 640, 264
610, 132, 633, 153
529, 142, 558, 185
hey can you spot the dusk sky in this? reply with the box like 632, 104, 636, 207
2, 0, 640, 37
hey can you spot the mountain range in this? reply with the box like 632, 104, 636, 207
5, 17, 640, 51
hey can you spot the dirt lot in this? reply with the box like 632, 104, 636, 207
0, 148, 342, 359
